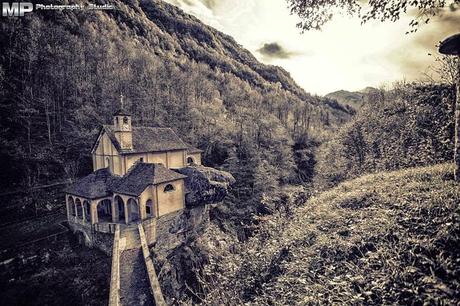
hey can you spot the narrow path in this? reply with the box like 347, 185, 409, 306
119, 228, 154, 306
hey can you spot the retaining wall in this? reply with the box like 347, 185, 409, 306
138, 223, 166, 306
108, 225, 121, 306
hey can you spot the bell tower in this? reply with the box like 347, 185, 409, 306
113, 95, 133, 151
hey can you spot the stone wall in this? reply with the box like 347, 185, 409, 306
138, 224, 166, 306
68, 220, 114, 255
108, 225, 120, 306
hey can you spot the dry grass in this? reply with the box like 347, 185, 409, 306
205, 163, 460, 305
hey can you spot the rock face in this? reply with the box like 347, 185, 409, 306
151, 166, 235, 303
177, 165, 236, 208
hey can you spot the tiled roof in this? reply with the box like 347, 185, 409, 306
111, 162, 187, 196
102, 125, 188, 153
64, 168, 120, 199
186, 144, 204, 154
66, 163, 187, 198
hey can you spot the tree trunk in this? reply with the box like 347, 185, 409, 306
455, 57, 460, 181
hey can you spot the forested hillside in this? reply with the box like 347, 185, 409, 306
317, 84, 455, 188
0, 0, 351, 195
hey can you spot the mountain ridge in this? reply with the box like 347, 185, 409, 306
325, 87, 379, 110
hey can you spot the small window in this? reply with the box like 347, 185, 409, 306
116, 117, 119, 125
164, 184, 175, 192
140, 157, 144, 163
145, 199, 153, 217
123, 116, 129, 124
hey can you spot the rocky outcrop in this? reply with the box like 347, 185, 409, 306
151, 166, 235, 304
176, 165, 235, 208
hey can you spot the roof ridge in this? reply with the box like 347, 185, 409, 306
124, 160, 143, 176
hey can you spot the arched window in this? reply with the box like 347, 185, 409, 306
164, 184, 175, 193
105, 157, 110, 167
97, 199, 112, 222
187, 157, 195, 165
145, 199, 153, 217
123, 116, 129, 124
75, 199, 83, 219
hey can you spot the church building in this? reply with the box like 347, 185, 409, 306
64, 108, 203, 227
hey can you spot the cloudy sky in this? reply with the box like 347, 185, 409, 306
165, 0, 460, 95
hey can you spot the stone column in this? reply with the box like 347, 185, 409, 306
124, 199, 129, 224
74, 201, 78, 221
91, 200, 98, 225
112, 195, 118, 223
139, 196, 145, 221
82, 200, 87, 224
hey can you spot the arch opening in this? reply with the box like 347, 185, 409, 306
83, 200, 91, 222
97, 199, 112, 223
145, 199, 154, 218
115, 196, 125, 222
128, 198, 140, 223
75, 199, 83, 219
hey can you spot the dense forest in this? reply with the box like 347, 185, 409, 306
0, 1, 355, 238
0, 0, 351, 191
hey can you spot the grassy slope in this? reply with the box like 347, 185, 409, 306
245, 164, 460, 305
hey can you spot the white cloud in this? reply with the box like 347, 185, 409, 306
165, 0, 459, 95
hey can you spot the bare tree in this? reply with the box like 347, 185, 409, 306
422, 54, 459, 86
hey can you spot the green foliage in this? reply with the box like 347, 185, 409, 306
315, 84, 455, 188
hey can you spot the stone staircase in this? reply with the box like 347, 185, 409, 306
109, 223, 166, 306
119, 248, 154, 306
118, 226, 154, 306
120, 226, 141, 250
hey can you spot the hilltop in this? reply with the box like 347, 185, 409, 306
326, 87, 379, 110
204, 163, 460, 304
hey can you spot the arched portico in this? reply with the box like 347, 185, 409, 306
114, 195, 125, 223
83, 200, 91, 223
128, 198, 140, 223
75, 199, 83, 220
97, 199, 112, 223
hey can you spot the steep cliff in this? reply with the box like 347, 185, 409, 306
151, 166, 235, 303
